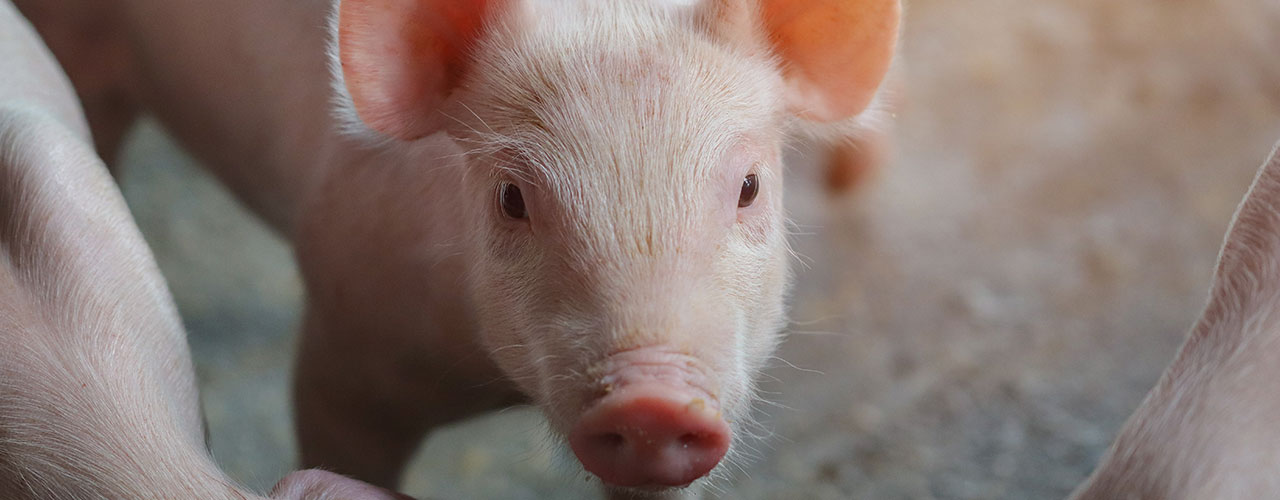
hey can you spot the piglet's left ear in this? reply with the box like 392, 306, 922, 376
759, 0, 900, 122
338, 0, 503, 140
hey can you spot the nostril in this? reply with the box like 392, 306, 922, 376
570, 387, 731, 488
595, 432, 626, 449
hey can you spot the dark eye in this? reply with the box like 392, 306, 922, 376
738, 174, 759, 208
499, 183, 527, 219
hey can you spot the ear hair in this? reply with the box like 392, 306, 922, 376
326, 3, 391, 146
695, 0, 767, 51
741, 0, 902, 122
334, 0, 504, 141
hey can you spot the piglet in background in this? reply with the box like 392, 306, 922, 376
0, 2, 409, 498
13, 0, 900, 496
1071, 142, 1280, 499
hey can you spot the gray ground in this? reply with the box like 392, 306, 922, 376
115, 0, 1280, 498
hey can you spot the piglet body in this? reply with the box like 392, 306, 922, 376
1071, 143, 1280, 499
0, 2, 407, 498
13, 0, 900, 495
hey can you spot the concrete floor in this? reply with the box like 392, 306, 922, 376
116, 0, 1280, 498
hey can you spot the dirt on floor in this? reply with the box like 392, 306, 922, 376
117, 0, 1280, 498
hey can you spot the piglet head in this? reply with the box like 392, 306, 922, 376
335, 0, 898, 491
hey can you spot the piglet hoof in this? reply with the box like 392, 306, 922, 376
270, 469, 416, 500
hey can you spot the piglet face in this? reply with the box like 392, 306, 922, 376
336, 0, 899, 489
452, 3, 791, 484
455, 1, 791, 427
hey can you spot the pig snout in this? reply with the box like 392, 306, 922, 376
570, 386, 730, 488
568, 347, 730, 488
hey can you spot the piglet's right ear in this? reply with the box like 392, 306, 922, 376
758, 0, 900, 122
338, 0, 501, 140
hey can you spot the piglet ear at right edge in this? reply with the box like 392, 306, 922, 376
337, 0, 502, 140
1202, 141, 1280, 325
758, 0, 901, 123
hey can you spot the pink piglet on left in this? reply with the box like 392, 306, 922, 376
0, 2, 411, 499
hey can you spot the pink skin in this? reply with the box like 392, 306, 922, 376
448, 22, 792, 486
569, 347, 731, 488
0, 3, 405, 498
13, 0, 899, 496
571, 386, 730, 488
1071, 143, 1280, 499
272, 470, 413, 500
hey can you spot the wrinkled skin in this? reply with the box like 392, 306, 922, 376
12, 0, 898, 496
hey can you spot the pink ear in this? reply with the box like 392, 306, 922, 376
759, 0, 900, 122
338, 0, 500, 140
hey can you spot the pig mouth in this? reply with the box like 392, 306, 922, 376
566, 346, 732, 489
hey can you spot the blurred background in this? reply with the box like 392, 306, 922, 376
115, 0, 1280, 498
